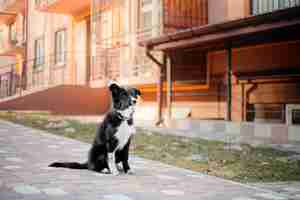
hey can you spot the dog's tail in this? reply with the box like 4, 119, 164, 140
49, 162, 88, 170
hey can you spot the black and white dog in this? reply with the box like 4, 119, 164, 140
49, 83, 141, 175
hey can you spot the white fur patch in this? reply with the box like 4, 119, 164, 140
115, 120, 133, 150
118, 106, 134, 119
108, 153, 119, 175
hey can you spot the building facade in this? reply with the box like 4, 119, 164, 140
0, 0, 300, 144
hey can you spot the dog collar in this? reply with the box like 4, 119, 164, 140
114, 111, 131, 121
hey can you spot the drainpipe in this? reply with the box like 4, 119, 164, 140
226, 45, 232, 121
166, 52, 172, 123
146, 50, 164, 126
22, 0, 29, 91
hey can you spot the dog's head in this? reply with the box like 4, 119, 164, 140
109, 82, 141, 119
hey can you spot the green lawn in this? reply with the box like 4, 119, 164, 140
0, 111, 299, 183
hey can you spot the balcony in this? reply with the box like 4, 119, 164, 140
252, 0, 300, 15
0, 33, 24, 56
0, 0, 24, 13
0, 0, 24, 25
36, 0, 90, 16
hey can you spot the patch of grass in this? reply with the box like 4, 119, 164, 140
0, 111, 299, 183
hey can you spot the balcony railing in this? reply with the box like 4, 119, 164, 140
0, 33, 24, 56
163, 0, 208, 33
36, 0, 90, 15
0, 52, 94, 101
0, 0, 24, 12
252, 0, 300, 15
0, 64, 19, 98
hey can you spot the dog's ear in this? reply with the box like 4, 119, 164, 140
128, 88, 141, 98
109, 83, 120, 93
134, 88, 141, 97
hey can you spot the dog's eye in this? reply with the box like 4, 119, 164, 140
132, 100, 137, 104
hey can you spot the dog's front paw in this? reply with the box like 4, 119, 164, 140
101, 168, 110, 174
116, 163, 123, 172
126, 169, 135, 175
111, 171, 120, 176
110, 168, 120, 176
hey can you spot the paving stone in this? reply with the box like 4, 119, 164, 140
186, 174, 206, 178
283, 187, 300, 193
232, 198, 257, 200
293, 194, 300, 199
47, 145, 59, 149
5, 157, 24, 162
161, 190, 185, 196
0, 189, 24, 199
3, 165, 22, 170
103, 194, 133, 200
156, 174, 179, 180
42, 188, 68, 196
254, 193, 288, 200
13, 184, 41, 195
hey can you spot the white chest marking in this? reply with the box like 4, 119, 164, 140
115, 121, 133, 150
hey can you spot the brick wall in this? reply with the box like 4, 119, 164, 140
0, 85, 110, 115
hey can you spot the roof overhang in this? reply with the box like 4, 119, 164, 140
0, 11, 17, 25
140, 7, 300, 52
36, 0, 90, 16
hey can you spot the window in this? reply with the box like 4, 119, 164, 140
35, 0, 42, 6
247, 104, 285, 123
9, 22, 17, 43
138, 0, 153, 30
286, 104, 300, 125
252, 0, 300, 15
100, 11, 112, 47
292, 110, 300, 125
0, 31, 4, 48
34, 38, 45, 68
55, 29, 67, 65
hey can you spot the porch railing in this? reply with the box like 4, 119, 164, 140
0, 52, 83, 101
0, 64, 19, 99
35, 0, 58, 9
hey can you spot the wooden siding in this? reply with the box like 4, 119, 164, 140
208, 41, 300, 74
172, 51, 207, 84
249, 83, 300, 104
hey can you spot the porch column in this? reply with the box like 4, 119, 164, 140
166, 53, 172, 122
226, 46, 232, 121
156, 54, 165, 125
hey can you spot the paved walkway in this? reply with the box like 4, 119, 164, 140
0, 120, 297, 200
